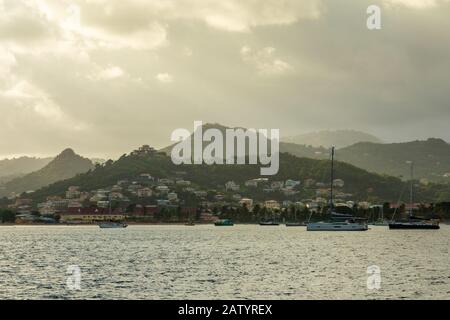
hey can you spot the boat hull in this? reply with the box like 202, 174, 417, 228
285, 223, 306, 227
388, 223, 439, 230
259, 223, 280, 226
99, 222, 128, 228
214, 219, 234, 226
307, 222, 368, 231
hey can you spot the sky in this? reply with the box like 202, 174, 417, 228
1, 0, 450, 159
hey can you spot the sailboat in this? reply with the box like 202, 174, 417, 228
307, 147, 368, 231
389, 161, 440, 230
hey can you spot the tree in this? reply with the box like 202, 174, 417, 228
0, 210, 16, 223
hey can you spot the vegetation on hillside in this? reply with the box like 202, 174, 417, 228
0, 149, 93, 197
27, 151, 450, 204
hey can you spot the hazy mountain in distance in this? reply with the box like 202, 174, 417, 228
336, 138, 450, 182
278, 142, 328, 160
0, 157, 53, 181
0, 148, 94, 197
283, 130, 382, 148
90, 158, 106, 165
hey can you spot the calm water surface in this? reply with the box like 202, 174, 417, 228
0, 225, 449, 299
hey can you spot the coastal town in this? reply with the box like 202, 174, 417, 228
1, 146, 447, 225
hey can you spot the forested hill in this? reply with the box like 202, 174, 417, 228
27, 149, 450, 203
0, 149, 94, 197
336, 138, 450, 182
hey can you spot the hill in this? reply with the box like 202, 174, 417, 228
283, 130, 382, 148
160, 122, 328, 160
336, 138, 450, 182
27, 146, 450, 204
161, 123, 450, 183
0, 157, 52, 182
0, 149, 94, 197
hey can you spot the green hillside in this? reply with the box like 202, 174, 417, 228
160, 122, 328, 159
27, 149, 450, 204
279, 138, 450, 183
0, 149, 94, 197
336, 138, 450, 182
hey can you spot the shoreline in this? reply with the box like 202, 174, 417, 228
1, 222, 449, 227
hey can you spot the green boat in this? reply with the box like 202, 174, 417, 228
214, 219, 234, 226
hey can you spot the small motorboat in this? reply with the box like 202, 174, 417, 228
214, 219, 234, 226
98, 221, 128, 229
259, 221, 280, 226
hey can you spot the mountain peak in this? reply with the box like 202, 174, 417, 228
0, 148, 94, 197
425, 138, 448, 145
55, 148, 77, 160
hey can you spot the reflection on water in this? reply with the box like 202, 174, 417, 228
0, 225, 449, 299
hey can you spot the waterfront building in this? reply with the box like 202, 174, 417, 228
264, 200, 280, 210
60, 207, 125, 223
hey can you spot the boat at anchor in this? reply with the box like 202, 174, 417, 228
306, 147, 368, 232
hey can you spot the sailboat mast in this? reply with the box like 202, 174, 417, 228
330, 146, 335, 213
409, 161, 414, 219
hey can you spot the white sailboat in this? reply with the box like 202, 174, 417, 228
306, 147, 368, 232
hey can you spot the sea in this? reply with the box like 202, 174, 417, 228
0, 225, 448, 299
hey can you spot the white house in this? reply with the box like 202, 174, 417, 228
264, 200, 280, 210
285, 180, 301, 188
137, 188, 153, 198
156, 185, 169, 193
239, 198, 253, 207
333, 179, 345, 188
176, 180, 191, 186
168, 192, 178, 201
244, 180, 258, 188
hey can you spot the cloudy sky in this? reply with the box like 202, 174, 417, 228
1, 0, 449, 159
